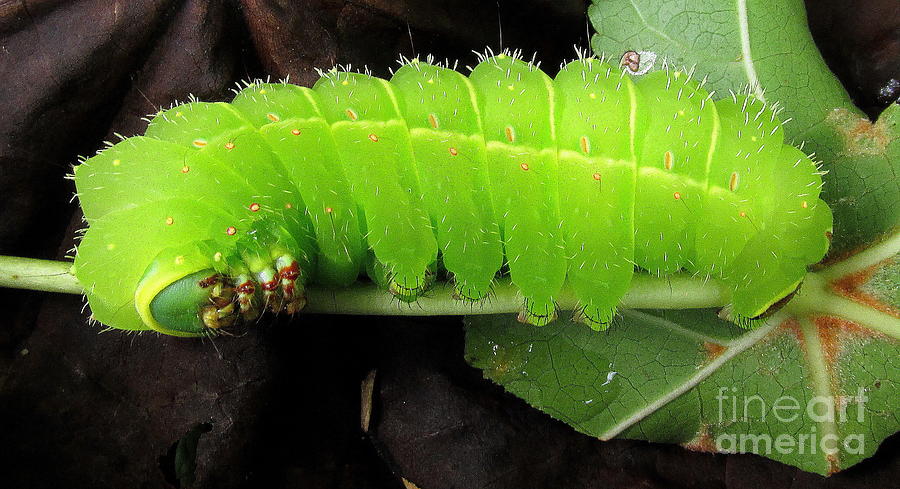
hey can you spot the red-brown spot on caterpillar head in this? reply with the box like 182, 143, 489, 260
198, 274, 220, 288
165, 216, 174, 225
224, 142, 235, 150
249, 202, 261, 212
181, 165, 190, 173
592, 172, 602, 181
428, 113, 439, 129
261, 276, 280, 291
279, 261, 300, 281
729, 172, 739, 191
520, 162, 530, 171
580, 136, 590, 154
192, 139, 207, 148
236, 281, 255, 295
664, 151, 674, 170
266, 113, 280, 122
324, 206, 333, 214
291, 128, 301, 136
673, 191, 682, 200
368, 133, 379, 142
801, 200, 808, 209
346, 109, 358, 121
448, 147, 458, 156
226, 226, 237, 236
739, 211, 747, 218
620, 50, 641, 73
505, 126, 515, 143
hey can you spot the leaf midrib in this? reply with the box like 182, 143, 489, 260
596, 313, 780, 439
736, 0, 766, 101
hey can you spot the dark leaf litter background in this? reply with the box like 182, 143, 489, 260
0, 0, 897, 487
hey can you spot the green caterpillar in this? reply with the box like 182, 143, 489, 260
71, 50, 832, 337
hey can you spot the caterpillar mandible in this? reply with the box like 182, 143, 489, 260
71, 50, 833, 337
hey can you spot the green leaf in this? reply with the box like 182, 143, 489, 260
588, 0, 899, 253
465, 0, 900, 476
467, 286, 900, 475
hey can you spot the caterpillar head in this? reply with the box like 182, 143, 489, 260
134, 240, 307, 337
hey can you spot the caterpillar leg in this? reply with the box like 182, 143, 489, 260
388, 267, 436, 302
125, 211, 315, 336
726, 250, 806, 323
149, 270, 238, 332
518, 296, 558, 327
364, 250, 436, 302
573, 303, 616, 332
451, 276, 495, 303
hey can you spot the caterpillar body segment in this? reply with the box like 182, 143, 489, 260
71, 51, 833, 337
554, 58, 644, 329
229, 83, 366, 287
632, 69, 717, 276
726, 145, 831, 317
313, 71, 439, 301
469, 54, 567, 325
693, 95, 781, 277
390, 61, 504, 303
73, 136, 269, 223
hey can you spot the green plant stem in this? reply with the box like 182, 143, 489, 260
0, 256, 81, 294
305, 273, 732, 316
0, 255, 731, 316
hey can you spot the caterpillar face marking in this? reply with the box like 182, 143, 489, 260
71, 50, 832, 337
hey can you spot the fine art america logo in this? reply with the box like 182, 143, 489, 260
715, 387, 869, 455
